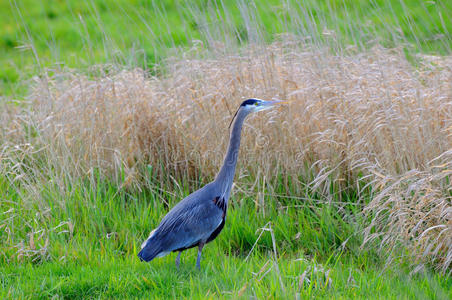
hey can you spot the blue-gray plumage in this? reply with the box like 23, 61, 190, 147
138, 98, 284, 269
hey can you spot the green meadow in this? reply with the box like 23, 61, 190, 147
1, 179, 450, 298
1, 0, 451, 95
1, 0, 451, 298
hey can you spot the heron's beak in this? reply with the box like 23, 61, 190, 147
256, 99, 287, 111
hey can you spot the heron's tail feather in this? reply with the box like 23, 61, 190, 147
138, 241, 163, 262
138, 229, 162, 262
138, 229, 164, 262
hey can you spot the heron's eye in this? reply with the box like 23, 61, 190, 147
254, 102, 259, 106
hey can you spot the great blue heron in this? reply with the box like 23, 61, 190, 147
138, 98, 284, 269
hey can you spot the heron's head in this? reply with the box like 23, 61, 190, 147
228, 98, 286, 129
239, 98, 285, 113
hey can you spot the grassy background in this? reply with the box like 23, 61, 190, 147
1, 177, 450, 298
1, 0, 451, 96
1, 0, 452, 298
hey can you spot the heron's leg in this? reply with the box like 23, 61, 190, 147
175, 251, 181, 269
196, 242, 205, 270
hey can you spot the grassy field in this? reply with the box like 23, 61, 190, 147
1, 0, 452, 299
1, 0, 451, 96
1, 178, 450, 298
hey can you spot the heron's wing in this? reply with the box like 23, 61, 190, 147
152, 190, 225, 252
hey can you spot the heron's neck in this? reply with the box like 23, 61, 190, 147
215, 109, 248, 198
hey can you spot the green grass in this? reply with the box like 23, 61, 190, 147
2, 251, 450, 298
1, 0, 452, 298
1, 0, 451, 96
0, 175, 450, 298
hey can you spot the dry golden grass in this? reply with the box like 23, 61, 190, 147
1, 41, 451, 272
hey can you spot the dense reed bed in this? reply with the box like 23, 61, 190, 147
1, 40, 450, 273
